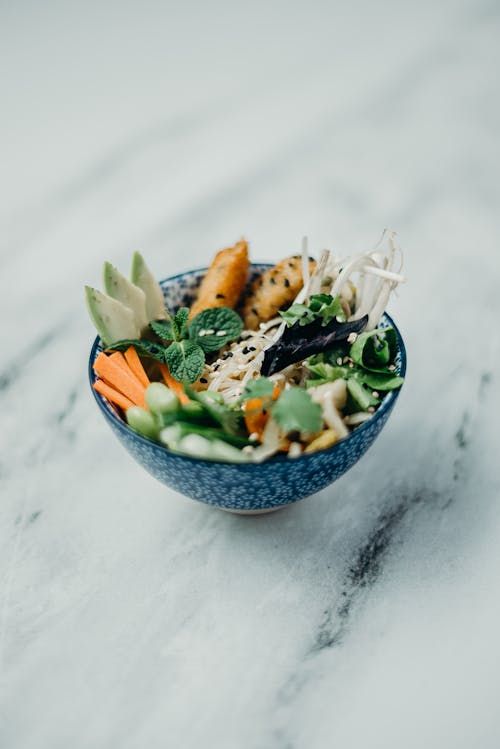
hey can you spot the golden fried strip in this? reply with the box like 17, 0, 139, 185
189, 240, 250, 319
242, 256, 316, 329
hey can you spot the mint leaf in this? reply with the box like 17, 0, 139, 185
173, 307, 189, 339
240, 376, 274, 401
188, 307, 243, 353
150, 320, 175, 341
165, 341, 205, 383
107, 339, 169, 363
271, 388, 322, 434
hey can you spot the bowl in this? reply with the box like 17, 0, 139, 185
88, 264, 406, 514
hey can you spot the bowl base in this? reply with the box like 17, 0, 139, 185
219, 505, 288, 516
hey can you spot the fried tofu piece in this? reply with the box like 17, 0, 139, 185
242, 256, 316, 329
189, 240, 250, 319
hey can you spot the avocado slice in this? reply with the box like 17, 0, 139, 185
85, 286, 140, 346
131, 251, 166, 321
103, 262, 149, 332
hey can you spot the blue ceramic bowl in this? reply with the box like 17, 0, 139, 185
89, 264, 406, 513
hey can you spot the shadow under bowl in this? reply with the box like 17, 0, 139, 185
89, 264, 407, 513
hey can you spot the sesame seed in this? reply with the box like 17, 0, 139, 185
216, 330, 227, 336
249, 432, 259, 442
372, 391, 379, 398
388, 364, 396, 371
200, 377, 208, 384
216, 293, 225, 299
368, 406, 375, 413
347, 332, 357, 343
337, 357, 343, 365
284, 278, 290, 287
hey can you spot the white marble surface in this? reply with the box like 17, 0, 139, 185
1, 1, 500, 746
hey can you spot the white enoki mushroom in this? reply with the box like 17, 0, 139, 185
319, 393, 349, 438
344, 412, 372, 426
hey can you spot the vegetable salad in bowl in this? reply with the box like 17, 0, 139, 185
86, 233, 405, 466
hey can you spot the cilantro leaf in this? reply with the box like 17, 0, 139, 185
188, 307, 243, 353
150, 320, 175, 341
164, 341, 205, 383
240, 376, 274, 401
107, 339, 169, 363
271, 388, 322, 434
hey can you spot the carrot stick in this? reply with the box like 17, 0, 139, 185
243, 384, 283, 441
93, 352, 147, 407
124, 346, 150, 388
94, 379, 135, 411
158, 363, 190, 405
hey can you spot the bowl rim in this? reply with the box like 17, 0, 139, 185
88, 264, 407, 467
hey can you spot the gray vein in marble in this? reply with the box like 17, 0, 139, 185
0, 327, 59, 393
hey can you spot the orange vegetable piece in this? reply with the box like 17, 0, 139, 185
93, 351, 147, 408
243, 383, 282, 441
93, 379, 135, 411
124, 346, 150, 388
158, 363, 190, 405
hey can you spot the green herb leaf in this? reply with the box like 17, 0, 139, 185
280, 294, 345, 328
309, 293, 346, 324
240, 376, 274, 401
107, 339, 169, 362
309, 343, 350, 368
188, 307, 243, 352
353, 371, 404, 391
350, 327, 398, 372
271, 388, 322, 434
150, 320, 175, 341
306, 362, 350, 381
173, 307, 189, 339
279, 303, 316, 327
164, 341, 205, 383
